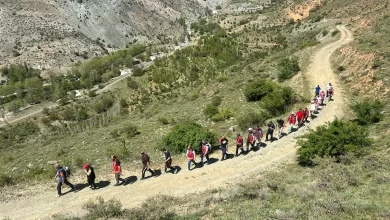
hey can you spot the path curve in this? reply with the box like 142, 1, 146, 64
0, 26, 353, 219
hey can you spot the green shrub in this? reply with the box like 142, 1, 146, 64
216, 74, 228, 82
83, 197, 124, 219
262, 87, 293, 116
94, 96, 114, 113
244, 80, 276, 102
158, 117, 170, 125
237, 111, 269, 130
127, 78, 139, 90
211, 96, 222, 107
277, 57, 300, 81
161, 122, 217, 153
27, 167, 54, 180
350, 99, 384, 125
297, 119, 372, 166
88, 90, 97, 97
211, 108, 233, 121
204, 104, 219, 118
123, 124, 140, 138
0, 173, 15, 187
132, 67, 145, 77
322, 30, 329, 36
331, 30, 340, 36
337, 66, 346, 72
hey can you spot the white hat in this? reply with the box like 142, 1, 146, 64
248, 128, 253, 131
291, 112, 294, 114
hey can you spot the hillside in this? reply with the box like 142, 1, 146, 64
0, 0, 230, 73
0, 0, 389, 219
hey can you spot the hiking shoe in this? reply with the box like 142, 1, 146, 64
57, 194, 62, 197
186, 169, 190, 172
174, 169, 178, 174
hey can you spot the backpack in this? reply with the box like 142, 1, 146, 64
147, 154, 151, 162
64, 166, 71, 178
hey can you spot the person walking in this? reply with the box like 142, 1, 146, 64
111, 155, 123, 186
162, 148, 177, 174
55, 164, 75, 197
186, 145, 197, 171
219, 136, 228, 160
276, 119, 285, 139
254, 126, 263, 148
246, 128, 255, 152
235, 133, 244, 156
319, 90, 326, 105
310, 101, 316, 119
304, 107, 310, 122
287, 112, 297, 133
315, 85, 321, 96
200, 140, 211, 165
265, 121, 275, 142
296, 109, 305, 128
326, 83, 333, 97
83, 163, 97, 189
141, 152, 155, 179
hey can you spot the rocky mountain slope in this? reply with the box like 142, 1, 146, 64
0, 0, 226, 73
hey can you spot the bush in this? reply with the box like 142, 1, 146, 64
83, 197, 123, 219
42, 107, 50, 115
0, 173, 15, 187
297, 119, 372, 166
262, 87, 293, 116
211, 108, 233, 121
331, 30, 340, 36
158, 117, 170, 125
244, 80, 276, 102
161, 122, 217, 153
350, 100, 384, 125
132, 67, 145, 77
277, 57, 300, 81
211, 96, 222, 107
204, 104, 219, 118
123, 124, 140, 138
337, 66, 346, 72
237, 111, 269, 130
127, 78, 139, 90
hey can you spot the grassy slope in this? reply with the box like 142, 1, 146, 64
49, 0, 390, 219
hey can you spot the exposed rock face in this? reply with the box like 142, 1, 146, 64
0, 0, 226, 73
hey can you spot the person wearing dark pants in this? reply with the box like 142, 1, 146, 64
266, 121, 275, 142
235, 133, 244, 156
111, 155, 123, 186
84, 163, 97, 189
162, 148, 177, 174
141, 152, 155, 179
55, 164, 75, 197
219, 136, 228, 161
200, 140, 211, 165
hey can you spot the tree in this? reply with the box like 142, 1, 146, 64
277, 57, 300, 81
350, 99, 384, 125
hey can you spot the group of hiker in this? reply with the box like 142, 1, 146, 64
54, 83, 334, 197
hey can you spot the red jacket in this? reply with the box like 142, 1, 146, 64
112, 159, 121, 174
236, 136, 243, 146
288, 114, 296, 124
296, 111, 304, 120
187, 150, 195, 160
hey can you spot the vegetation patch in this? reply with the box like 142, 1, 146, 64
351, 99, 385, 125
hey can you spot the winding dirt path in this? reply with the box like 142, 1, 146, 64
0, 26, 353, 219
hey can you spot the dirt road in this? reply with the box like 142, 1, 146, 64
0, 26, 353, 219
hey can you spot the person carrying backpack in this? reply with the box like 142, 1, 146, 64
200, 140, 211, 165
55, 164, 75, 197
296, 109, 305, 128
219, 136, 228, 161
83, 163, 97, 189
111, 155, 123, 186
235, 133, 244, 156
246, 128, 255, 152
141, 152, 155, 179
162, 148, 177, 174
265, 121, 275, 142
186, 145, 197, 171
254, 126, 263, 147
287, 112, 296, 133
276, 119, 285, 139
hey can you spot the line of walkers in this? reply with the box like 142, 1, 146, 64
55, 83, 334, 197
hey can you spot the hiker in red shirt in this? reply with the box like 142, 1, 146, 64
111, 155, 123, 186
246, 128, 255, 152
296, 109, 305, 128
304, 107, 310, 123
186, 145, 197, 171
235, 133, 244, 156
319, 91, 326, 106
287, 112, 296, 133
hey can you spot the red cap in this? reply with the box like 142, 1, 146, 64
83, 163, 89, 169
